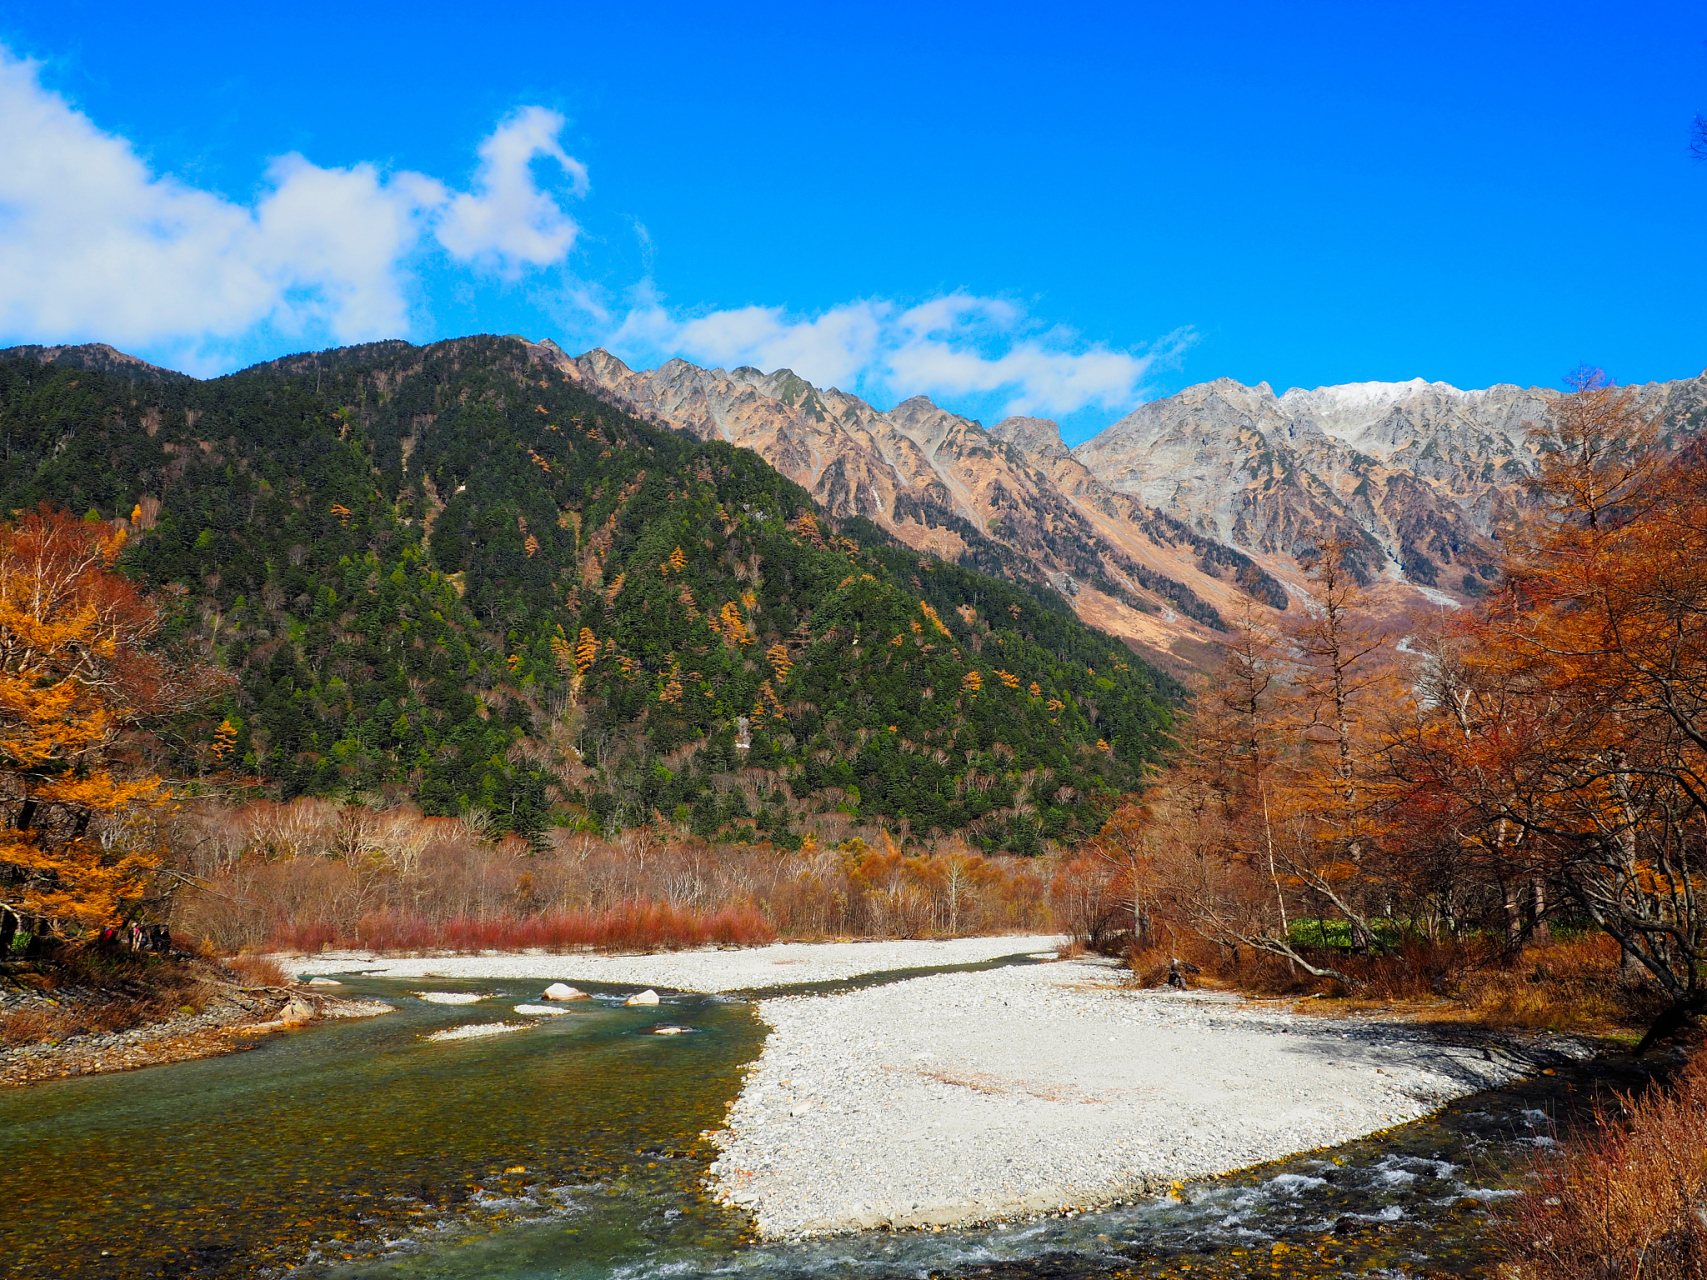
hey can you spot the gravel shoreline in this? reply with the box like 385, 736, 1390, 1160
0, 988, 394, 1087
286, 934, 1067, 991
284, 938, 1581, 1240
707, 957, 1560, 1238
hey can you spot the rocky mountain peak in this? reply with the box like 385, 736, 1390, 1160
0, 342, 190, 383
569, 347, 636, 382
990, 415, 1070, 463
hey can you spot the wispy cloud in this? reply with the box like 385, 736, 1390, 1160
608, 292, 1191, 418
0, 46, 585, 358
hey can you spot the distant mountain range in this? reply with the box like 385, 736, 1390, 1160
0, 337, 1179, 847
17, 336, 1707, 675
553, 346, 1707, 669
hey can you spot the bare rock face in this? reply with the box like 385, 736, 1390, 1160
540, 346, 1276, 669
1073, 373, 1707, 596
536, 339, 1707, 669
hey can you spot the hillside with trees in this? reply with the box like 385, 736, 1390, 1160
1087, 374, 1707, 1045
0, 338, 1180, 851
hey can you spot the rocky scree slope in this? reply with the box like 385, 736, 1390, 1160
1078, 373, 1707, 596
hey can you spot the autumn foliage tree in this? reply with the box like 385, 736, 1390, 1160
1393, 374, 1707, 1038
1098, 546, 1407, 985
1102, 370, 1707, 1047
0, 510, 206, 948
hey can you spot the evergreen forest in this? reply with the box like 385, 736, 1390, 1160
0, 338, 1181, 847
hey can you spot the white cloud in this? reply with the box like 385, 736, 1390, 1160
610, 291, 1190, 418
0, 37, 1184, 414
0, 46, 585, 352
436, 106, 587, 273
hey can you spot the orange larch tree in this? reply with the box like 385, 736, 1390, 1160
0, 510, 206, 948
1395, 374, 1707, 1042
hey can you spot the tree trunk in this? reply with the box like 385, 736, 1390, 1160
1530, 878, 1550, 945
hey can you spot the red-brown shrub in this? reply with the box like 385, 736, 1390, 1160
167, 800, 1056, 953
1497, 1052, 1707, 1280
223, 952, 290, 987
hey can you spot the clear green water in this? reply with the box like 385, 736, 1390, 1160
1, 978, 763, 1280
2, 965, 1617, 1280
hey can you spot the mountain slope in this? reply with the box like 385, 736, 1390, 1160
552, 346, 1289, 670
564, 348, 1707, 656
0, 338, 1180, 849
1075, 372, 1707, 595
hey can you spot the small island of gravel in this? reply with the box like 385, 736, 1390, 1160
291, 938, 1567, 1238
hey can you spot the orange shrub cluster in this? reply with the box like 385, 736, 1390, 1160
168, 800, 1053, 953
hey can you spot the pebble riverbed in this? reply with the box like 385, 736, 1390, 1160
707, 957, 1578, 1238
291, 934, 1070, 991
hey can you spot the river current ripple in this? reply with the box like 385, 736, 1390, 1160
1, 967, 1636, 1280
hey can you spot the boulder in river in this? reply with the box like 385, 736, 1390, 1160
542, 983, 587, 1001
624, 989, 661, 1006
281, 997, 315, 1025
648, 1024, 694, 1035
513, 1003, 570, 1016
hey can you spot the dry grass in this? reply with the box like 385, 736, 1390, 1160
1497, 1051, 1707, 1279
1126, 931, 1658, 1035
0, 949, 216, 1047
223, 952, 290, 988
1440, 935, 1653, 1033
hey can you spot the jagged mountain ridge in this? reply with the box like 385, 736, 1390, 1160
546, 345, 1287, 670
559, 346, 1707, 661
1079, 372, 1707, 595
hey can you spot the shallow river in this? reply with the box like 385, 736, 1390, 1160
2, 966, 1617, 1280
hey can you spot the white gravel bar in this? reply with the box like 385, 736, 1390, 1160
288, 937, 1541, 1239
708, 957, 1526, 1238
287, 935, 1066, 991
423, 1021, 528, 1042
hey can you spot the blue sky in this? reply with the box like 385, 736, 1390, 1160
0, 1, 1703, 443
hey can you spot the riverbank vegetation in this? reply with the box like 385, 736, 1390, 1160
0, 508, 215, 952
169, 798, 1052, 953
1497, 1049, 1707, 1280
1072, 372, 1707, 1056
0, 946, 217, 1046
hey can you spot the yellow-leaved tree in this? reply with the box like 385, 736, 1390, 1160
0, 510, 205, 949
